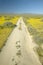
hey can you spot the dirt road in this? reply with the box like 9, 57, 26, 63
0, 17, 41, 65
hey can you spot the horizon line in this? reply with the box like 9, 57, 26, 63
0, 13, 43, 15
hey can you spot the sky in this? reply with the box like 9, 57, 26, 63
0, 0, 43, 14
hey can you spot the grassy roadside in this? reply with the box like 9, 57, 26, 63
0, 16, 19, 51
23, 17, 43, 64
0, 27, 14, 51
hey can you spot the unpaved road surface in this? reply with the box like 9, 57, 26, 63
0, 17, 41, 65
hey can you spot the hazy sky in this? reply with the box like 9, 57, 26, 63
0, 0, 43, 14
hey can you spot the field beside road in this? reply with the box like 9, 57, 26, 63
0, 16, 19, 51
24, 17, 43, 64
0, 28, 13, 49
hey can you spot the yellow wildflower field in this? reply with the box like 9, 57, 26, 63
0, 16, 19, 25
27, 18, 43, 32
